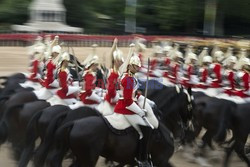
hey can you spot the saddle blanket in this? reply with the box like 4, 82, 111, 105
105, 113, 131, 130
20, 80, 42, 90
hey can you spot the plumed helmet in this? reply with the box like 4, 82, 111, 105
175, 51, 183, 59
214, 50, 224, 62
58, 52, 70, 66
136, 42, 146, 52
227, 56, 237, 64
163, 45, 173, 52
52, 45, 61, 54
61, 52, 70, 62
187, 52, 198, 60
85, 55, 99, 69
113, 49, 124, 62
202, 56, 213, 63
129, 53, 141, 67
154, 45, 163, 54
240, 57, 250, 67
185, 53, 197, 64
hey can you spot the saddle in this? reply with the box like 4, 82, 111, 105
101, 115, 135, 135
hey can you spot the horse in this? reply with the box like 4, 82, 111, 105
43, 83, 194, 167
47, 113, 174, 167
18, 106, 99, 167
18, 79, 194, 167
216, 102, 250, 167
18, 104, 72, 167
0, 100, 52, 158
179, 91, 237, 166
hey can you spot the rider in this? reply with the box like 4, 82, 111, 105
168, 50, 183, 84
105, 39, 124, 106
197, 55, 213, 89
181, 52, 198, 88
149, 45, 163, 77
56, 52, 80, 104
114, 52, 157, 166
222, 56, 237, 96
209, 50, 224, 88
79, 55, 102, 105
233, 58, 250, 98
42, 44, 61, 89
28, 45, 45, 83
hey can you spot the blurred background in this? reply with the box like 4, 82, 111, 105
0, 0, 249, 36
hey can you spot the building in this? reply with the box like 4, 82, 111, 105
12, 0, 83, 33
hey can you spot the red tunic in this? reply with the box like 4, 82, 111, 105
42, 59, 56, 89
182, 64, 195, 87
105, 69, 119, 105
79, 71, 98, 104
199, 68, 208, 83
28, 59, 40, 82
233, 71, 249, 98
149, 58, 158, 77
114, 73, 138, 115
56, 70, 75, 99
168, 63, 180, 84
196, 67, 209, 89
163, 58, 171, 77
210, 63, 222, 88
223, 70, 235, 96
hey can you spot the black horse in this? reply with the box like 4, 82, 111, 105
18, 106, 99, 167
19, 79, 194, 167
48, 115, 174, 167
216, 102, 250, 167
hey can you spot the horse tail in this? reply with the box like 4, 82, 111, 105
34, 111, 68, 167
18, 110, 43, 167
46, 121, 74, 167
0, 103, 24, 144
214, 103, 236, 143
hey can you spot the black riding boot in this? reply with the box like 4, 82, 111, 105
137, 126, 153, 167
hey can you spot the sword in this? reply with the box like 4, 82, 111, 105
142, 57, 150, 109
142, 57, 154, 129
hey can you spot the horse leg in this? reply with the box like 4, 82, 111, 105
73, 149, 99, 167
234, 133, 250, 167
201, 130, 214, 150
223, 142, 235, 167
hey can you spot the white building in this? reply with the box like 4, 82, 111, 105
12, 0, 83, 33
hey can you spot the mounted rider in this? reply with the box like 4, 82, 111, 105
42, 36, 61, 89
233, 57, 250, 98
222, 56, 237, 96
149, 45, 163, 77
56, 52, 81, 104
28, 45, 45, 83
105, 38, 124, 106
114, 44, 158, 166
181, 52, 198, 88
162, 42, 173, 78
196, 55, 213, 89
168, 48, 183, 84
209, 50, 224, 88
80, 48, 102, 106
